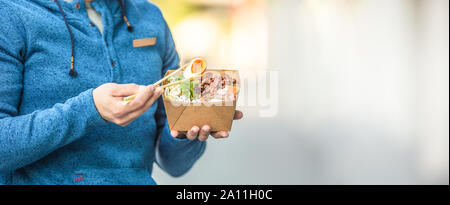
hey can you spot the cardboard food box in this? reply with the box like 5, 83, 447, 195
162, 69, 240, 131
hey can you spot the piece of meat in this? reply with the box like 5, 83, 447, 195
198, 71, 240, 102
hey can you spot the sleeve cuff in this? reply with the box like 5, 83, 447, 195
72, 88, 108, 128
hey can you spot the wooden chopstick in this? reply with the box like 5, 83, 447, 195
153, 63, 188, 86
122, 63, 191, 103
159, 73, 203, 89
123, 73, 203, 103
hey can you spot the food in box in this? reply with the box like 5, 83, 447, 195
162, 69, 240, 131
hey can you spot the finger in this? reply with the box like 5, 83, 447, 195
118, 108, 144, 126
143, 86, 163, 109
121, 121, 133, 127
234, 110, 244, 120
121, 87, 164, 124
171, 130, 179, 138
113, 87, 169, 126
113, 85, 154, 120
186, 126, 200, 140
198, 125, 211, 141
212, 131, 229, 139
112, 83, 140, 97
127, 85, 155, 110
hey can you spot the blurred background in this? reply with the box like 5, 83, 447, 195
150, 0, 449, 184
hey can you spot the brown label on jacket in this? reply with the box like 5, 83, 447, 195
133, 37, 157, 48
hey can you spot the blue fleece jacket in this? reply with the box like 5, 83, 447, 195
0, 0, 206, 185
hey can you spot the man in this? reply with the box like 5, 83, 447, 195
0, 0, 242, 185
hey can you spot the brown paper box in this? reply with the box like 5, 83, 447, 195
162, 69, 240, 131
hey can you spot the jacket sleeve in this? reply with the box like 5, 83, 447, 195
154, 18, 206, 177
0, 4, 107, 173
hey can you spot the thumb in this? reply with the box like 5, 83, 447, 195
111, 83, 140, 97
171, 130, 179, 138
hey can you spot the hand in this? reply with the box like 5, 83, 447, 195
170, 110, 244, 141
93, 83, 163, 127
